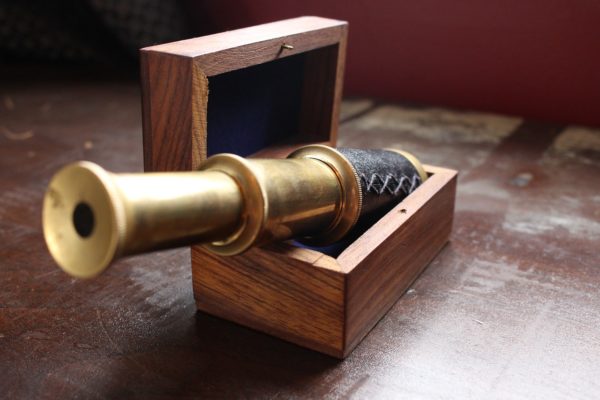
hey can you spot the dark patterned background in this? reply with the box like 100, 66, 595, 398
0, 0, 191, 65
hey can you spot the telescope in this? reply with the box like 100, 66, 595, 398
43, 145, 427, 279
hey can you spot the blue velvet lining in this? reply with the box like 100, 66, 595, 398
292, 207, 393, 258
206, 53, 306, 157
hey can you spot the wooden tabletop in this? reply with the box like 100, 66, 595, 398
1, 73, 599, 399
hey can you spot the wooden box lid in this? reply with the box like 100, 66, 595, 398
140, 16, 348, 172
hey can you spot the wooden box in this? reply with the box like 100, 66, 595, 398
140, 16, 457, 358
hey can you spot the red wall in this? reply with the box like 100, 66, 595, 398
188, 1, 600, 126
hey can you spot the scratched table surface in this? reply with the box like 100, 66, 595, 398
1, 70, 599, 399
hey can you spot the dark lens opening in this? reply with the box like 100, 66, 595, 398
73, 202, 95, 238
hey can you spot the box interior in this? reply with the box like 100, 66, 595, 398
206, 51, 326, 157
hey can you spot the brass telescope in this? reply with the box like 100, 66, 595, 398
43, 145, 427, 279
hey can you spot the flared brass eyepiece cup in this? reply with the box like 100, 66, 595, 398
42, 162, 125, 279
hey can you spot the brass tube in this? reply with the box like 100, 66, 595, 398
43, 145, 425, 279
241, 158, 341, 242
114, 171, 243, 254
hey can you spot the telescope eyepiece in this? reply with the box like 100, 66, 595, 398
43, 162, 124, 279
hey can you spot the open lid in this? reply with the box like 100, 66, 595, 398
140, 16, 348, 172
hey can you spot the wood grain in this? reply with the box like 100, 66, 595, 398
342, 166, 457, 355
143, 16, 346, 63
298, 43, 345, 144
140, 52, 195, 172
192, 245, 346, 357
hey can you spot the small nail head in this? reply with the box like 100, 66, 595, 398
281, 43, 294, 50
